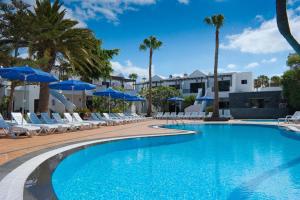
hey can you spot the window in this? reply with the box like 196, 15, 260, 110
190, 82, 205, 95
249, 98, 265, 108
218, 80, 230, 92
241, 80, 247, 84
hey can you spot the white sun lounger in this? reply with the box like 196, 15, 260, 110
161, 112, 171, 119
278, 111, 300, 123
96, 113, 119, 125
11, 112, 41, 135
183, 112, 192, 119
27, 113, 58, 134
103, 113, 124, 124
64, 113, 91, 129
40, 113, 71, 132
52, 113, 81, 130
0, 114, 33, 137
90, 113, 108, 125
155, 112, 164, 119
73, 112, 105, 126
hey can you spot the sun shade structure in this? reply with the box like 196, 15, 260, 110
93, 88, 124, 113
49, 80, 96, 115
0, 66, 58, 82
0, 66, 58, 124
167, 97, 184, 102
49, 80, 96, 91
196, 96, 214, 101
167, 97, 184, 113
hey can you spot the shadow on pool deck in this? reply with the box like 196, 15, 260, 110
228, 156, 300, 199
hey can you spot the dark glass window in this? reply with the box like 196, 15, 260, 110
241, 80, 247, 84
249, 98, 265, 108
190, 82, 205, 95
218, 80, 230, 92
102, 82, 110, 88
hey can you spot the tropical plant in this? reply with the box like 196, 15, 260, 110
282, 68, 300, 111
92, 86, 131, 113
183, 95, 196, 109
254, 75, 270, 88
139, 36, 163, 116
287, 53, 300, 69
276, 0, 300, 55
204, 14, 224, 118
140, 86, 180, 112
270, 76, 282, 87
27, 0, 117, 112
129, 73, 138, 89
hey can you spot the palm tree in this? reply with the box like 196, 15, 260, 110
139, 36, 162, 116
28, 0, 104, 112
129, 73, 138, 89
204, 14, 224, 118
270, 76, 281, 87
0, 0, 31, 117
276, 0, 300, 55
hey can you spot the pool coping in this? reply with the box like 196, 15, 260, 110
0, 125, 196, 200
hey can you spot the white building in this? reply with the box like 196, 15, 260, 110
136, 70, 253, 108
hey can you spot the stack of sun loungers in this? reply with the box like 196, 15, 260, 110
153, 111, 232, 120
1, 111, 147, 138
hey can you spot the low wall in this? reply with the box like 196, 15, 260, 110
230, 108, 288, 119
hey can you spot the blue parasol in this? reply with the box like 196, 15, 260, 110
0, 66, 58, 124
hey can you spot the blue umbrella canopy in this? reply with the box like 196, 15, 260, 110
93, 88, 123, 98
196, 96, 214, 101
126, 96, 146, 102
167, 97, 184, 102
49, 80, 96, 91
0, 66, 58, 82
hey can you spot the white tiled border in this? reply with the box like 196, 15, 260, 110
0, 130, 195, 200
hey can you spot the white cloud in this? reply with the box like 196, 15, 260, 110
178, 0, 190, 4
261, 57, 277, 64
227, 64, 236, 69
63, 0, 157, 24
111, 60, 148, 78
221, 7, 300, 54
245, 62, 260, 69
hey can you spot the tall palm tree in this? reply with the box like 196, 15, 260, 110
129, 73, 138, 89
139, 36, 162, 116
204, 14, 224, 118
276, 0, 300, 55
28, 0, 104, 112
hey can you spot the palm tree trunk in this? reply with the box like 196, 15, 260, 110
82, 90, 87, 108
213, 29, 220, 118
38, 50, 55, 113
276, 0, 300, 54
7, 81, 16, 119
147, 48, 153, 116
7, 48, 19, 119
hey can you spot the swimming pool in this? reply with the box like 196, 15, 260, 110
52, 124, 300, 199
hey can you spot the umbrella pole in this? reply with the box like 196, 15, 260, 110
109, 93, 111, 113
72, 86, 74, 122
22, 75, 27, 126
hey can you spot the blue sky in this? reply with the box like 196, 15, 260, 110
21, 0, 300, 79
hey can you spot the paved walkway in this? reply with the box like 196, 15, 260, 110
0, 120, 187, 165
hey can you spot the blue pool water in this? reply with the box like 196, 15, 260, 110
52, 124, 300, 200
